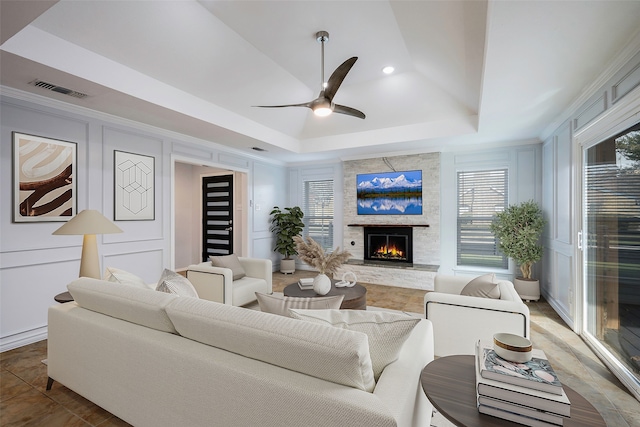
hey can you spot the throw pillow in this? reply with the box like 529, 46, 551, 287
209, 254, 246, 281
255, 292, 344, 317
460, 273, 500, 299
289, 309, 420, 380
156, 269, 199, 298
103, 267, 148, 289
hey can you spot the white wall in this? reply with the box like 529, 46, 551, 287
254, 162, 289, 269
0, 89, 286, 351
174, 161, 196, 269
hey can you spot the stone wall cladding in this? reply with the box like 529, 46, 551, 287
335, 265, 436, 291
341, 153, 440, 290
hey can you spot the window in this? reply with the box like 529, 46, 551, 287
302, 180, 334, 251
457, 169, 508, 268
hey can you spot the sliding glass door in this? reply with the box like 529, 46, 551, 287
583, 122, 640, 397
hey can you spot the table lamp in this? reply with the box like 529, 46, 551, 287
53, 209, 123, 279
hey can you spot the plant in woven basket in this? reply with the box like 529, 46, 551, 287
293, 236, 351, 277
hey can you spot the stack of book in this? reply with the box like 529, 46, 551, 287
298, 277, 314, 290
475, 341, 571, 426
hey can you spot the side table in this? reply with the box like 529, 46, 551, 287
54, 291, 74, 303
420, 355, 606, 427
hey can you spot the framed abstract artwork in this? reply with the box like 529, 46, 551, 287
12, 132, 77, 222
114, 150, 155, 221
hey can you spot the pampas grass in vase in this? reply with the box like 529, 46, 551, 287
293, 236, 351, 295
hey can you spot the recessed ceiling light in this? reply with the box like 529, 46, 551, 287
382, 66, 395, 74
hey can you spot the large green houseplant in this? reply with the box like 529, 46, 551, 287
269, 206, 304, 273
490, 200, 546, 300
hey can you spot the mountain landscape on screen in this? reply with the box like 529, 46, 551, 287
356, 171, 422, 215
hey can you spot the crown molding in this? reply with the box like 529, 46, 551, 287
540, 28, 640, 141
0, 85, 286, 167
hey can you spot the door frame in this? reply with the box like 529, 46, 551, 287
170, 154, 251, 271
573, 87, 640, 401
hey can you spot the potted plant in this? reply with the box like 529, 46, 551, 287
490, 200, 546, 301
269, 206, 305, 273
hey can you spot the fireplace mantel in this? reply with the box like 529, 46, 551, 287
347, 224, 429, 227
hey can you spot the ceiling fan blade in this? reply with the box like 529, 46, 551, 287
253, 102, 312, 109
333, 104, 365, 119
324, 56, 358, 102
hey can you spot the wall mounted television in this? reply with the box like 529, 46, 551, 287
356, 170, 423, 215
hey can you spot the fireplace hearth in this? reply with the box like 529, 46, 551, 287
364, 226, 413, 265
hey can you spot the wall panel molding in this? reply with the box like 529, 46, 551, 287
573, 92, 607, 132
611, 50, 640, 104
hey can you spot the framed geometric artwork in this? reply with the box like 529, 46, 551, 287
114, 150, 155, 221
12, 132, 77, 222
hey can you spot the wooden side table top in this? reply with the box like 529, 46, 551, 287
283, 281, 367, 310
54, 291, 74, 304
421, 355, 606, 427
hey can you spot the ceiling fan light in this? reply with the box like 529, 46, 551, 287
311, 98, 333, 116
313, 106, 333, 117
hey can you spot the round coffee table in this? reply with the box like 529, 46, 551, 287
420, 355, 606, 427
283, 280, 367, 310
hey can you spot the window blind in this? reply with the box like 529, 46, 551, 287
457, 169, 508, 268
302, 180, 334, 251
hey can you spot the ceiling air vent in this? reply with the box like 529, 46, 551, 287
30, 80, 88, 99
251, 147, 267, 152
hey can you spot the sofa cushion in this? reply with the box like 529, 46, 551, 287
460, 273, 500, 299
156, 269, 199, 298
166, 297, 376, 392
67, 277, 177, 333
255, 292, 344, 317
289, 309, 420, 381
103, 267, 148, 289
209, 254, 246, 280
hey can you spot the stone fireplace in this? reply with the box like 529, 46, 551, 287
338, 153, 441, 291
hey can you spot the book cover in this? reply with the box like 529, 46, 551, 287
475, 342, 571, 417
478, 340, 563, 395
478, 395, 564, 426
479, 404, 561, 427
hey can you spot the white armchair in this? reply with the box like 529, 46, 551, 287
424, 275, 530, 357
186, 257, 272, 306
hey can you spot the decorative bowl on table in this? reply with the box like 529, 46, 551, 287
493, 333, 532, 363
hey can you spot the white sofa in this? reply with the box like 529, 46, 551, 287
424, 275, 530, 357
47, 278, 434, 427
185, 257, 272, 306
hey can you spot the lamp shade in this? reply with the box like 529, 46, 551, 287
52, 210, 122, 279
53, 210, 122, 235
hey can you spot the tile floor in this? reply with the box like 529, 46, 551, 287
1, 271, 639, 426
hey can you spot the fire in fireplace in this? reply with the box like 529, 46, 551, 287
364, 226, 413, 265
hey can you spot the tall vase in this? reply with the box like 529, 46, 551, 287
312, 273, 332, 295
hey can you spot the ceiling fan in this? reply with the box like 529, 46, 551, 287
255, 31, 365, 119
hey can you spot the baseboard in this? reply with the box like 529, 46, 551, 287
0, 327, 47, 353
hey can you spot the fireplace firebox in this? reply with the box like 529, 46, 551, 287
364, 226, 413, 265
